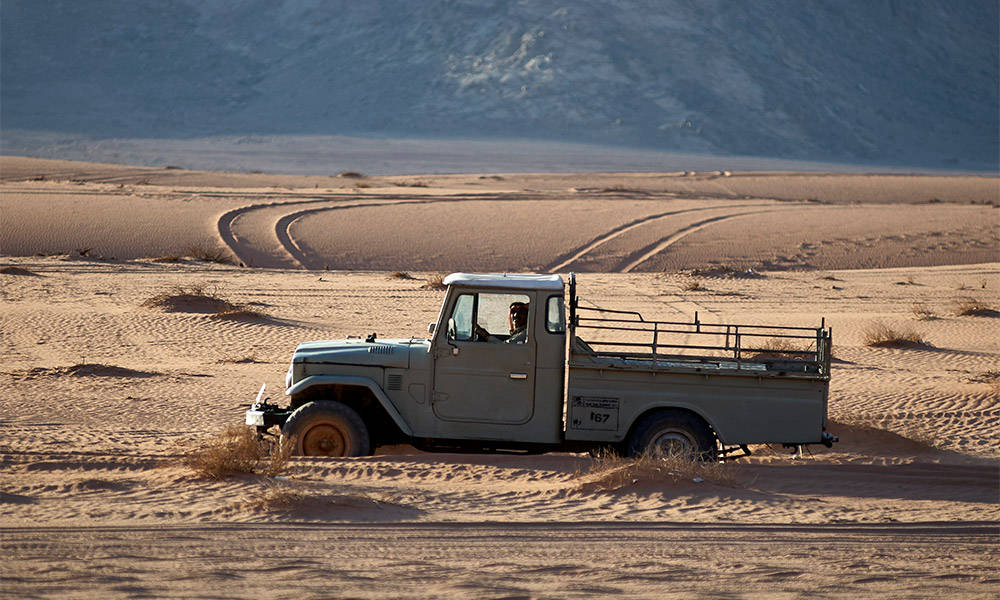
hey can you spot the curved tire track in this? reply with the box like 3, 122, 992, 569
545, 203, 783, 273
221, 194, 802, 272
620, 208, 786, 272
221, 193, 518, 269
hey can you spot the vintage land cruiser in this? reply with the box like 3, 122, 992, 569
247, 273, 836, 460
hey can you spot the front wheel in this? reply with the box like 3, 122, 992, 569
626, 410, 716, 461
281, 401, 371, 457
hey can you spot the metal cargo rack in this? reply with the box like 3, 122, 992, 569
566, 275, 832, 376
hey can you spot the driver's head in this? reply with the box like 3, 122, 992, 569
509, 302, 529, 331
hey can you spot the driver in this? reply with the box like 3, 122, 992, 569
474, 301, 529, 343
505, 302, 529, 343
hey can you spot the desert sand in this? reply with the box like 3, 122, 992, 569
1, 156, 998, 598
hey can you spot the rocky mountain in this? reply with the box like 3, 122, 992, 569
2, 0, 997, 169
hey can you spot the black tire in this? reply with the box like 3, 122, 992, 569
626, 409, 717, 461
281, 401, 371, 457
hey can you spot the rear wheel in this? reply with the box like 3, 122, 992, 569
281, 401, 370, 457
626, 410, 716, 461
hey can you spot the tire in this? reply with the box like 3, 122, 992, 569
626, 409, 717, 461
281, 401, 371, 457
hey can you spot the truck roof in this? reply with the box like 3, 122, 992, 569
443, 273, 565, 291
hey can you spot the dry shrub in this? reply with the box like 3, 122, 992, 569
389, 271, 415, 280
862, 322, 931, 348
63, 363, 160, 378
578, 452, 739, 493
0, 265, 38, 276
681, 279, 705, 291
150, 255, 181, 263
337, 171, 365, 178
955, 297, 997, 317
186, 245, 233, 265
910, 304, 936, 321
596, 184, 649, 194
142, 284, 240, 313
751, 338, 806, 359
185, 426, 291, 479
969, 371, 1000, 395
247, 483, 392, 514
421, 273, 447, 290
680, 265, 764, 279
217, 353, 262, 364
393, 180, 429, 187
142, 285, 271, 320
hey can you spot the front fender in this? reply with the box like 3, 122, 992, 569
286, 375, 413, 436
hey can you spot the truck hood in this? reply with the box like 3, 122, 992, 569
292, 338, 427, 369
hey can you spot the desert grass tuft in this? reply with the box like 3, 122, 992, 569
596, 184, 650, 194
389, 271, 415, 280
910, 304, 937, 321
969, 371, 1000, 395
0, 265, 39, 276
862, 322, 931, 348
421, 273, 447, 290
186, 244, 233, 265
679, 265, 764, 279
681, 279, 705, 292
751, 338, 807, 359
955, 296, 997, 317
577, 451, 740, 493
142, 284, 239, 313
217, 353, 263, 364
185, 426, 292, 479
247, 483, 392, 514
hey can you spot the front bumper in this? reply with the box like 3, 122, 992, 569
245, 383, 292, 430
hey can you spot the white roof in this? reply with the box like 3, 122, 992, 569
443, 273, 564, 291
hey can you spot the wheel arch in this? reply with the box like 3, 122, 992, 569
287, 375, 413, 443
623, 404, 720, 446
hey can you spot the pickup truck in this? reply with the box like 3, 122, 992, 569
247, 273, 836, 460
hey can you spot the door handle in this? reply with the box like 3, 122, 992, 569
509, 372, 528, 380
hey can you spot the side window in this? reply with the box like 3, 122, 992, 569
546, 295, 566, 333
449, 292, 531, 344
449, 294, 474, 341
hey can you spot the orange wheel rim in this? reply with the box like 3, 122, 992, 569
302, 423, 348, 456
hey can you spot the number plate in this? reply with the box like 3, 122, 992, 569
569, 396, 619, 431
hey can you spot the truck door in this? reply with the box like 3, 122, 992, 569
432, 290, 536, 425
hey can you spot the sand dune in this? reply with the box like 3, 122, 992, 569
2, 157, 996, 272
1, 157, 998, 598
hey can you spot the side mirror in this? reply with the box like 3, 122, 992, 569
447, 317, 457, 339
427, 322, 436, 334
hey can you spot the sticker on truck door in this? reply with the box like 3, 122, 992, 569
570, 396, 619, 431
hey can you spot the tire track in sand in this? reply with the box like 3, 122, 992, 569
546, 203, 786, 273
220, 193, 526, 269
619, 208, 786, 272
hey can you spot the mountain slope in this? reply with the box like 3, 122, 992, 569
2, 0, 996, 168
